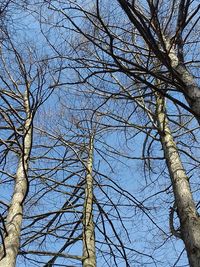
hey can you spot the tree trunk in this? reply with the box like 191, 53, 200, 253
165, 38, 200, 124
82, 134, 96, 267
156, 93, 200, 267
0, 89, 33, 267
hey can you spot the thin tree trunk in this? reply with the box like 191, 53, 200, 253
0, 89, 33, 267
82, 134, 96, 267
156, 93, 200, 267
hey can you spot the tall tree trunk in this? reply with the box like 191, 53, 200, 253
0, 89, 33, 267
156, 93, 200, 267
82, 134, 96, 267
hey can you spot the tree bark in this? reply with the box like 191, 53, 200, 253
156, 93, 200, 267
164, 38, 200, 124
0, 89, 33, 267
82, 134, 96, 267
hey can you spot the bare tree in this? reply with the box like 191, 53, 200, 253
0, 35, 56, 266
28, 101, 144, 267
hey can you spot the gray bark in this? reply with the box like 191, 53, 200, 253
165, 39, 200, 124
156, 93, 200, 267
0, 89, 33, 267
82, 134, 96, 267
